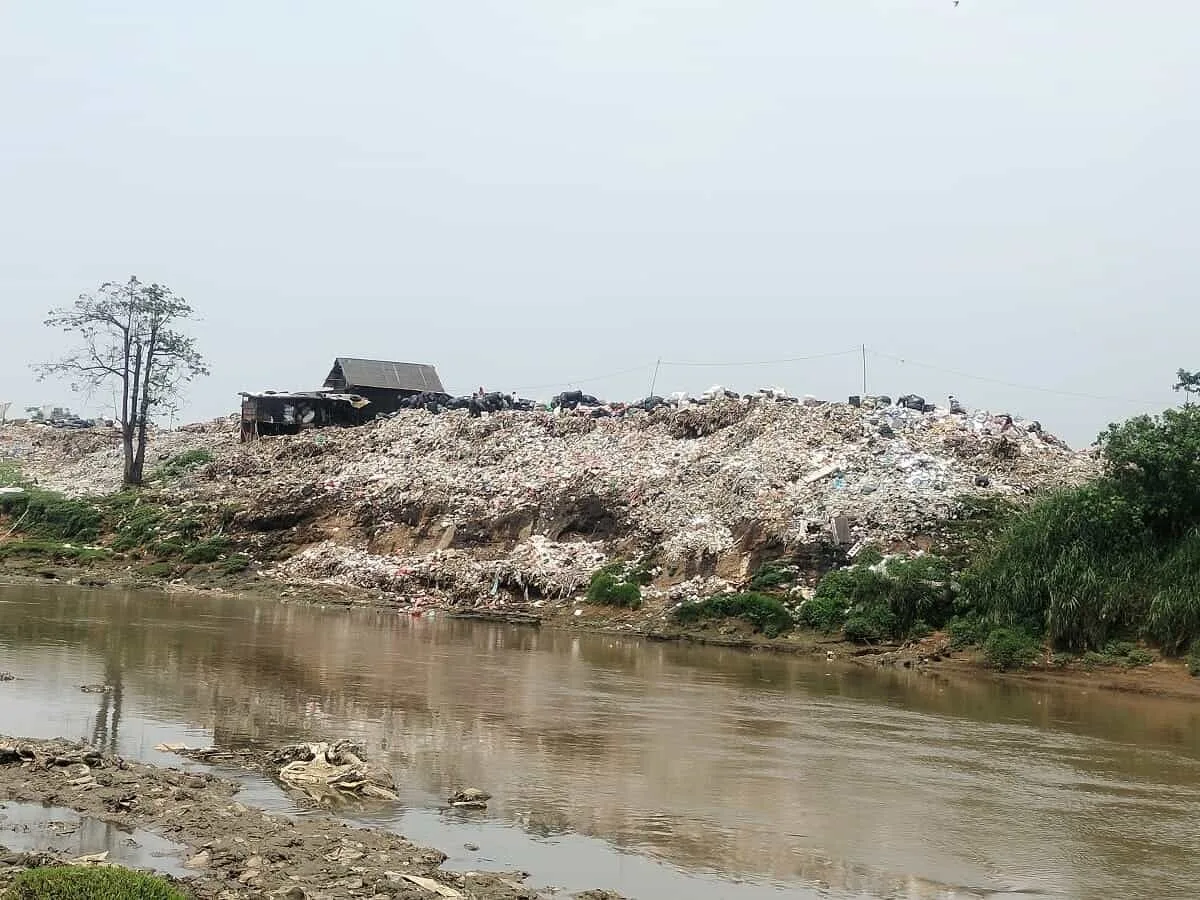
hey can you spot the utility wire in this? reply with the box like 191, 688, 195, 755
868, 350, 1162, 405
659, 348, 861, 368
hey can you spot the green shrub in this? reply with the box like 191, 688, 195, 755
747, 562, 793, 591
964, 481, 1153, 650
842, 601, 898, 645
843, 616, 882, 644
110, 502, 165, 552
156, 449, 213, 479
139, 562, 175, 579
221, 553, 252, 575
1125, 648, 1154, 667
947, 613, 988, 648
674, 592, 794, 638
627, 557, 655, 586
851, 545, 885, 567
3, 866, 188, 899
586, 563, 642, 609
1188, 642, 1200, 677
960, 401, 1200, 656
983, 628, 1040, 671
885, 555, 954, 635
798, 594, 847, 632
180, 536, 230, 564
806, 556, 953, 642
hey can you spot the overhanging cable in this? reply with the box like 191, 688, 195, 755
869, 350, 1161, 405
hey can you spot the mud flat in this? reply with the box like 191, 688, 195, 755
0, 737, 615, 900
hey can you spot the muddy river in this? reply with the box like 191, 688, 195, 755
1, 584, 1198, 899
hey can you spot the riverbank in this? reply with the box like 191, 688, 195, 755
0, 736, 618, 900
7, 407, 1198, 702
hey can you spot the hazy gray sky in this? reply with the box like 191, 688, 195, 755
2, 0, 1196, 446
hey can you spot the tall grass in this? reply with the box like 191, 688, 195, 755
965, 480, 1200, 653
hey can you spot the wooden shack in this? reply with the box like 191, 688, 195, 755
240, 357, 444, 441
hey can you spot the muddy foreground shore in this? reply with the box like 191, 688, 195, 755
0, 736, 620, 900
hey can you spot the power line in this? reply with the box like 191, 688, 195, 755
868, 350, 1162, 405
659, 348, 860, 368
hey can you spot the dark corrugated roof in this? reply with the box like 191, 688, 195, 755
324, 358, 445, 393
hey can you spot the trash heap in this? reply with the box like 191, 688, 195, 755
7, 395, 1101, 605
209, 397, 1096, 602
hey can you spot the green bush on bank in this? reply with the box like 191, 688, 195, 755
3, 866, 188, 900
674, 592, 794, 638
961, 401, 1200, 657
586, 562, 643, 608
803, 555, 954, 643
983, 628, 1040, 671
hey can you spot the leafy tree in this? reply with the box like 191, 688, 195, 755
1174, 369, 1200, 403
37, 277, 208, 486
1100, 404, 1200, 541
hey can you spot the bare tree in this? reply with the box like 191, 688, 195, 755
37, 277, 209, 486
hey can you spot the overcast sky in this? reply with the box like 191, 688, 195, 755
2, 0, 1196, 446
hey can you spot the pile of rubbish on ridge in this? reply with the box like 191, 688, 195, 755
393, 384, 876, 420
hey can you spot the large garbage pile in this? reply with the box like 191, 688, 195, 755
5, 396, 1100, 603
212, 397, 1096, 601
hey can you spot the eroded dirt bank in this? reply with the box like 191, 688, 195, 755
0, 737, 617, 900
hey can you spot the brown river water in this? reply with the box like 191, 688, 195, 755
1, 583, 1199, 899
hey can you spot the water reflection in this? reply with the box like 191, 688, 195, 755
2, 584, 1200, 900
0, 800, 188, 877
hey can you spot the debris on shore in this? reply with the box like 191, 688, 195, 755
157, 740, 399, 803
0, 736, 613, 899
447, 788, 491, 810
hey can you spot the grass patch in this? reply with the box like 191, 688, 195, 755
221, 553, 252, 575
155, 449, 213, 479
674, 592, 794, 638
181, 536, 231, 564
0, 541, 111, 563
0, 488, 103, 542
3, 866, 189, 899
138, 561, 176, 579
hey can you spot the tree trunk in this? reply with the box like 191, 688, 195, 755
125, 344, 145, 486
130, 331, 157, 486
120, 279, 138, 486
